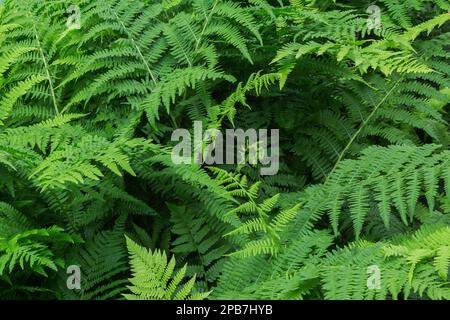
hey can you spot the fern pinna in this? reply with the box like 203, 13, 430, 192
0, 0, 448, 300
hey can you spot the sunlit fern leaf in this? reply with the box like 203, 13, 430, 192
124, 236, 210, 300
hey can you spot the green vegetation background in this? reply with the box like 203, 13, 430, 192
0, 0, 449, 300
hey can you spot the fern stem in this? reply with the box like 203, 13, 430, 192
325, 77, 403, 183
110, 9, 158, 85
195, 0, 218, 52
31, 19, 59, 115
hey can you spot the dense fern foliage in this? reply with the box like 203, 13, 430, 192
0, 0, 448, 300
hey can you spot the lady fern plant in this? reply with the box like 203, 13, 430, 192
0, 0, 448, 300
